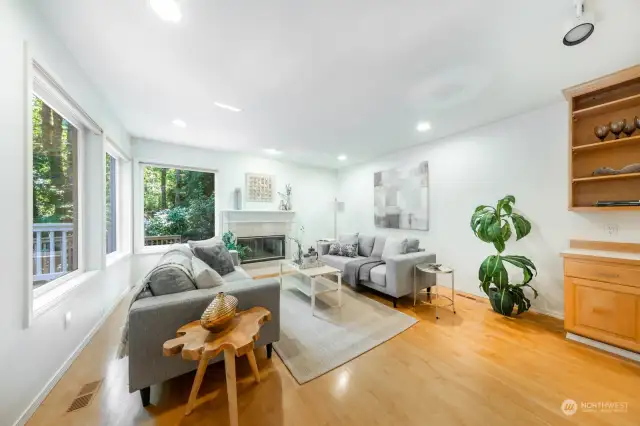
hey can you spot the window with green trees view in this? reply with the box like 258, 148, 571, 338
32, 95, 79, 287
143, 166, 215, 246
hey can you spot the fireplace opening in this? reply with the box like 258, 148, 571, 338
236, 235, 286, 264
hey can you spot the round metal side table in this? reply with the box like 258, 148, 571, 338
413, 263, 456, 319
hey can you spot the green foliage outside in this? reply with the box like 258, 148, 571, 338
471, 195, 538, 316
143, 166, 216, 243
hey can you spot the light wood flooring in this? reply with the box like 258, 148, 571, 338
27, 286, 640, 426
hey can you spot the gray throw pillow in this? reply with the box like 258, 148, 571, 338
381, 237, 408, 261
371, 236, 387, 258
406, 238, 420, 253
191, 257, 225, 289
193, 244, 236, 276
328, 242, 341, 255
188, 236, 223, 249
339, 243, 358, 258
358, 235, 375, 257
146, 261, 196, 296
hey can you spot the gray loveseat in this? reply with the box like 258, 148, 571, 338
319, 234, 435, 307
128, 246, 280, 406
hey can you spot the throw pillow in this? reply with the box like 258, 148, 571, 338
371, 235, 387, 258
188, 236, 223, 249
358, 235, 376, 257
146, 255, 196, 296
193, 244, 236, 276
191, 257, 225, 289
328, 242, 341, 255
381, 237, 408, 261
406, 238, 420, 253
339, 243, 358, 258
163, 243, 194, 259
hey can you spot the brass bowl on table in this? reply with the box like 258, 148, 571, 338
201, 292, 238, 332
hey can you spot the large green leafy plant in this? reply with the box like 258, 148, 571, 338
222, 231, 251, 261
471, 195, 538, 316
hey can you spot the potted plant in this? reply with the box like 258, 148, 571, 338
222, 231, 251, 261
470, 195, 538, 316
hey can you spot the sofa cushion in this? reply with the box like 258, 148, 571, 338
191, 257, 225, 289
406, 238, 420, 253
193, 244, 236, 276
340, 243, 358, 258
338, 232, 359, 245
381, 237, 408, 261
165, 243, 194, 259
222, 266, 253, 282
358, 235, 375, 257
369, 264, 386, 287
146, 257, 196, 296
371, 235, 387, 258
322, 254, 365, 271
328, 242, 341, 255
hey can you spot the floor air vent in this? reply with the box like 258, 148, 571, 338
67, 379, 102, 413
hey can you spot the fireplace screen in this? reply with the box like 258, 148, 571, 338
236, 235, 286, 263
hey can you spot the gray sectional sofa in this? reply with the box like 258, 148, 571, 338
319, 234, 436, 307
127, 244, 280, 406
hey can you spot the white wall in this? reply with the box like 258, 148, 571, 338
0, 2, 138, 425
132, 138, 338, 253
337, 102, 640, 318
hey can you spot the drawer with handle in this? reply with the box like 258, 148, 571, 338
565, 259, 640, 288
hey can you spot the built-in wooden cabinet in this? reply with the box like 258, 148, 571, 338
564, 66, 640, 211
563, 241, 640, 354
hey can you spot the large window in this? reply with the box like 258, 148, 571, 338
143, 165, 215, 246
32, 95, 79, 288
106, 153, 117, 254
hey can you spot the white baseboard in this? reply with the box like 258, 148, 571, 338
566, 332, 640, 363
14, 285, 132, 426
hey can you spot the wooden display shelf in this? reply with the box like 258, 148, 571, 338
572, 172, 640, 183
571, 206, 640, 212
572, 135, 640, 152
573, 93, 640, 119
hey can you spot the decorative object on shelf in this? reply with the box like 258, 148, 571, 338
289, 224, 305, 265
595, 200, 640, 207
374, 161, 429, 230
471, 195, 538, 316
295, 259, 326, 270
233, 188, 242, 210
609, 119, 627, 139
592, 163, 640, 176
222, 230, 251, 261
200, 292, 239, 332
635, 116, 640, 130
278, 184, 292, 211
593, 124, 610, 141
245, 173, 273, 202
623, 120, 637, 137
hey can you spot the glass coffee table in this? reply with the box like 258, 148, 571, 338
279, 260, 342, 316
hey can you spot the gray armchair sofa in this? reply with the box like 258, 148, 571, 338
128, 248, 280, 406
319, 234, 435, 307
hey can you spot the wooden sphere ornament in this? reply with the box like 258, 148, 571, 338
201, 292, 238, 332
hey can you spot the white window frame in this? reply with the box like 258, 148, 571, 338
105, 140, 131, 264
25, 52, 103, 325
136, 162, 217, 254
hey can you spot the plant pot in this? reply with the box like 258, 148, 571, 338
488, 288, 514, 317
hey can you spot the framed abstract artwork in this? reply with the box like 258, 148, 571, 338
374, 161, 429, 231
245, 173, 273, 202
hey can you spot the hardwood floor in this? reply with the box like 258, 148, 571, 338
27, 287, 640, 426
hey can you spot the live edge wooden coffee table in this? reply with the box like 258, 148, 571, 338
163, 307, 271, 425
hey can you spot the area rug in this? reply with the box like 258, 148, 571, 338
273, 275, 417, 384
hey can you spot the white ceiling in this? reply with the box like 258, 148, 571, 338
36, 0, 640, 168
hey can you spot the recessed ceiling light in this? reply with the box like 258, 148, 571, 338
337, 155, 347, 161
214, 102, 242, 112
150, 0, 182, 22
263, 148, 282, 155
416, 121, 432, 132
172, 119, 186, 128
563, 0, 595, 46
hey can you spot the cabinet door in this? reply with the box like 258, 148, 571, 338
565, 277, 640, 352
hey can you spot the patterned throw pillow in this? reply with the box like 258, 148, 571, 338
339, 243, 358, 258
328, 242, 341, 255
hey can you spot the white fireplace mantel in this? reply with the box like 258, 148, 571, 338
219, 210, 296, 238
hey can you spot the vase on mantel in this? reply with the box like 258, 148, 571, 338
234, 188, 242, 210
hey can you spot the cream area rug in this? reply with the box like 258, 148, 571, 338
273, 275, 417, 384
